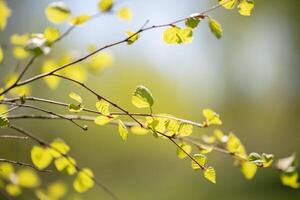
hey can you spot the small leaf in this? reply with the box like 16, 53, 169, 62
177, 143, 192, 159
31, 146, 53, 170
204, 166, 216, 184
42, 60, 60, 89
219, 0, 237, 9
208, 18, 222, 39
54, 156, 76, 175
69, 14, 91, 25
117, 7, 133, 21
261, 153, 274, 168
68, 104, 84, 113
280, 171, 300, 189
185, 17, 200, 29
69, 92, 82, 104
13, 47, 30, 59
0, 0, 12, 30
132, 85, 154, 108
17, 169, 40, 188
0, 115, 9, 128
226, 133, 246, 157
96, 99, 110, 116
50, 138, 70, 158
118, 120, 128, 141
163, 26, 193, 44
45, 1, 71, 24
10, 33, 30, 46
178, 123, 193, 137
73, 168, 94, 193
86, 52, 114, 72
44, 27, 60, 43
191, 154, 206, 170
5, 184, 21, 196
238, 0, 254, 16
126, 31, 139, 45
94, 116, 114, 126
241, 162, 257, 180
98, 0, 113, 12
130, 126, 149, 135
202, 108, 222, 126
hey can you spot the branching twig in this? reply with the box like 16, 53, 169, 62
0, 158, 51, 172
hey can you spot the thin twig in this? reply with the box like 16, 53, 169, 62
0, 158, 52, 172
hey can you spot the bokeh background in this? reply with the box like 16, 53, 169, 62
1, 0, 300, 199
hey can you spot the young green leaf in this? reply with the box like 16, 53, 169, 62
0, 0, 12, 30
10, 33, 30, 46
280, 171, 300, 189
241, 162, 257, 180
126, 31, 139, 45
73, 168, 94, 193
163, 26, 193, 44
191, 154, 207, 170
17, 169, 41, 188
0, 116, 9, 128
117, 7, 133, 21
31, 146, 53, 170
208, 18, 223, 39
202, 108, 222, 126
50, 139, 70, 158
238, 0, 254, 16
118, 120, 128, 141
68, 104, 84, 113
219, 0, 237, 9
98, 0, 113, 12
44, 27, 60, 43
95, 99, 110, 116
185, 17, 200, 29
94, 116, 114, 126
177, 143, 192, 159
69, 14, 91, 26
69, 92, 82, 104
132, 85, 154, 108
204, 166, 216, 184
45, 1, 71, 24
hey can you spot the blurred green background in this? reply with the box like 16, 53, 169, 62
1, 0, 300, 199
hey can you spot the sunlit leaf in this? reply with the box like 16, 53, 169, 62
10, 33, 30, 46
177, 143, 192, 159
191, 154, 206, 170
96, 99, 110, 116
178, 123, 193, 137
0, 163, 14, 177
54, 156, 76, 175
241, 162, 257, 180
45, 1, 71, 24
202, 108, 222, 126
163, 26, 193, 44
50, 138, 70, 158
0, 0, 12, 30
44, 27, 60, 43
0, 115, 9, 128
48, 181, 67, 199
130, 126, 149, 135
5, 184, 21, 196
208, 18, 222, 39
98, 0, 113, 12
117, 7, 132, 21
219, 0, 237, 9
17, 169, 40, 188
68, 104, 84, 113
204, 166, 216, 184
70, 14, 91, 26
118, 120, 128, 141
132, 85, 154, 108
126, 31, 140, 45
280, 171, 300, 189
238, 0, 254, 16
185, 17, 200, 29
73, 168, 94, 193
13, 47, 30, 59
86, 52, 114, 72
31, 145, 53, 170
226, 133, 246, 157
41, 60, 60, 89
69, 92, 82, 104
261, 153, 274, 168
213, 129, 227, 143
94, 116, 114, 126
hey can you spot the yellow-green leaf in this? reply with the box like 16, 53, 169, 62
204, 166, 216, 184
41, 60, 60, 89
44, 27, 60, 43
208, 18, 222, 39
191, 154, 206, 170
69, 92, 82, 104
10, 33, 30, 46
280, 172, 300, 189
48, 181, 67, 199
163, 26, 193, 44
226, 133, 246, 157
241, 162, 257, 180
54, 156, 76, 175
73, 168, 94, 193
0, 115, 9, 128
68, 104, 84, 113
70, 14, 91, 25
0, 163, 13, 177
50, 138, 70, 158
118, 120, 128, 141
117, 7, 132, 21
86, 52, 114, 72
126, 31, 139, 45
132, 85, 154, 108
177, 143, 192, 159
94, 116, 114, 126
5, 184, 21, 196
178, 123, 193, 137
98, 0, 113, 12
96, 99, 110, 116
45, 1, 71, 24
238, 0, 254, 16
31, 146, 53, 170
13, 47, 30, 59
185, 17, 200, 29
202, 108, 222, 126
0, 0, 12, 30
17, 169, 40, 188
130, 126, 149, 135
219, 0, 237, 9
